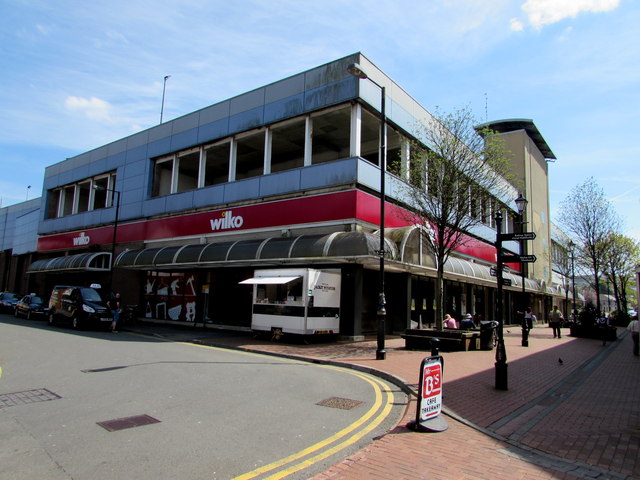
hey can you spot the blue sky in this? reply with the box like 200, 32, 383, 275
1, 0, 639, 240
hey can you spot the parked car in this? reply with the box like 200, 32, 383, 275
48, 285, 112, 330
0, 292, 20, 313
14, 294, 48, 320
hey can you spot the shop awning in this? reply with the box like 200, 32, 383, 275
239, 276, 301, 285
443, 255, 540, 292
28, 252, 112, 273
114, 232, 390, 269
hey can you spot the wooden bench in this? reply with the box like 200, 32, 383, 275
401, 328, 481, 352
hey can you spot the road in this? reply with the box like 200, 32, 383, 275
0, 316, 407, 480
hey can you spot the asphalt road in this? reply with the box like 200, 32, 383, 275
0, 316, 407, 480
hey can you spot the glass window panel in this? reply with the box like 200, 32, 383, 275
236, 131, 264, 180
270, 120, 305, 173
46, 190, 61, 219
76, 182, 91, 213
360, 108, 380, 166
204, 142, 230, 186
311, 106, 350, 164
177, 150, 199, 193
93, 177, 109, 209
62, 186, 74, 216
153, 157, 174, 197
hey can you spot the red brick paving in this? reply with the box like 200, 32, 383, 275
145, 323, 640, 479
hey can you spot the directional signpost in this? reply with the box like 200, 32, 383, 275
498, 232, 537, 241
499, 254, 537, 263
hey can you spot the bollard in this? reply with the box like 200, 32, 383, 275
521, 326, 529, 347
431, 337, 440, 357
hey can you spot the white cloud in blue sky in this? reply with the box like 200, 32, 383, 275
0, 0, 638, 240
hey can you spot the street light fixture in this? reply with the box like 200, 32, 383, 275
348, 62, 387, 360
515, 193, 529, 347
160, 75, 171, 124
569, 240, 576, 320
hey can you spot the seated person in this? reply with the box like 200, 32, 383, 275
443, 314, 458, 329
460, 313, 475, 330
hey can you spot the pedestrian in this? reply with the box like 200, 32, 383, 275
549, 305, 563, 338
443, 314, 458, 329
108, 292, 122, 333
597, 314, 609, 346
460, 313, 475, 330
627, 315, 639, 356
518, 307, 534, 331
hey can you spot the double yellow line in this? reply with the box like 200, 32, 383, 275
187, 342, 397, 480
233, 365, 394, 480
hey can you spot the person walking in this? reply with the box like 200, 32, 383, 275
627, 315, 639, 356
550, 305, 563, 338
108, 292, 122, 333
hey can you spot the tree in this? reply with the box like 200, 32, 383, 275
403, 107, 516, 329
558, 177, 620, 316
603, 233, 640, 322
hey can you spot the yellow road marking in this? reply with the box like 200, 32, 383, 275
182, 340, 400, 480
234, 369, 395, 480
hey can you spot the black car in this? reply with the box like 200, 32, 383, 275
14, 294, 48, 320
0, 292, 20, 313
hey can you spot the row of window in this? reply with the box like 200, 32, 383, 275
45, 102, 516, 233
46, 173, 117, 219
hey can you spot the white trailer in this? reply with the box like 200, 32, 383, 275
240, 268, 341, 337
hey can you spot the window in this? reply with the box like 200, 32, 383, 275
153, 157, 174, 197
270, 119, 305, 173
45, 172, 117, 218
176, 150, 199, 193
311, 106, 350, 164
204, 142, 230, 186
235, 131, 265, 180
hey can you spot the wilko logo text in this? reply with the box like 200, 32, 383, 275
210, 210, 244, 231
72, 232, 91, 246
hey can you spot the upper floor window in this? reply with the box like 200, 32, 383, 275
46, 172, 116, 219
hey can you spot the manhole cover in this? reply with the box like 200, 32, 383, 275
316, 397, 364, 410
97, 414, 161, 432
0, 388, 61, 409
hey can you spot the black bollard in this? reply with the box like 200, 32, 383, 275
431, 337, 441, 357
521, 327, 529, 347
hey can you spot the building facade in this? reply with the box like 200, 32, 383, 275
20, 53, 563, 338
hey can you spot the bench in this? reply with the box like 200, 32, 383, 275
401, 328, 481, 352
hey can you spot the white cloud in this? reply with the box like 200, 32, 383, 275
510, 18, 525, 31
522, 0, 620, 29
64, 96, 113, 122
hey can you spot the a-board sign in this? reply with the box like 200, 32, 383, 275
413, 355, 448, 432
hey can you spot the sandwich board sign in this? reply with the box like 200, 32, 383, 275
412, 355, 448, 432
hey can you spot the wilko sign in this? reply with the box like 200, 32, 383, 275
413, 355, 448, 432
210, 210, 244, 231
72, 232, 91, 246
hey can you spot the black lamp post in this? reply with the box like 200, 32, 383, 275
569, 240, 576, 320
494, 210, 508, 390
515, 194, 529, 347
348, 62, 387, 360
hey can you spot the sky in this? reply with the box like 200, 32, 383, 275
1, 0, 639, 241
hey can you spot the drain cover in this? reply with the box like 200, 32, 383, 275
316, 397, 364, 410
0, 388, 61, 409
97, 414, 161, 432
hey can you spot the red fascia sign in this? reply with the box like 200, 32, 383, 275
36, 189, 509, 268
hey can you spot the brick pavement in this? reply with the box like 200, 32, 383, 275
134, 323, 640, 479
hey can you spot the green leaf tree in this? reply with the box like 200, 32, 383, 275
403, 107, 517, 329
558, 177, 620, 316
603, 233, 640, 321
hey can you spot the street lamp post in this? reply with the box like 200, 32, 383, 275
569, 240, 576, 320
494, 210, 508, 390
347, 62, 387, 360
515, 194, 529, 347
160, 75, 171, 124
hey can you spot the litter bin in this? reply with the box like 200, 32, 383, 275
480, 321, 496, 350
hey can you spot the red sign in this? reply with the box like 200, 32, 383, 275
36, 189, 513, 269
419, 358, 443, 421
